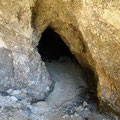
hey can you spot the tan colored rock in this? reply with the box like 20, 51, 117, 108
0, 0, 120, 114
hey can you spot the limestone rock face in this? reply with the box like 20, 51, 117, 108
0, 0, 53, 100
0, 0, 120, 114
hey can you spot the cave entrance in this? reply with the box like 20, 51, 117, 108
37, 27, 98, 115
37, 28, 73, 62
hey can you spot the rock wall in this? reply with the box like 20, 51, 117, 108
0, 0, 53, 100
0, 0, 120, 114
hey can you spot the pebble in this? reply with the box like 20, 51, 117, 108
74, 112, 79, 117
46, 86, 50, 92
7, 88, 13, 94
84, 108, 89, 111
32, 101, 50, 114
21, 89, 27, 93
12, 90, 22, 95
83, 101, 88, 107
62, 114, 69, 118
76, 106, 84, 112
70, 115, 73, 118
10, 96, 18, 102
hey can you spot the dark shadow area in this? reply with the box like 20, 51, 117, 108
37, 27, 73, 62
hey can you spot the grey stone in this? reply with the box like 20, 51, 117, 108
0, 48, 14, 90
0, 46, 54, 101
62, 114, 69, 118
32, 101, 50, 114
70, 115, 74, 118
10, 96, 18, 102
12, 48, 54, 100
74, 112, 79, 117
76, 106, 84, 112
12, 90, 22, 95
7, 89, 13, 94
83, 101, 88, 107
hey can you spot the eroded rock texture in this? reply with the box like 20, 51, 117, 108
0, 0, 53, 101
0, 0, 120, 114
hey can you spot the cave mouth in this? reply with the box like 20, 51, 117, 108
37, 27, 74, 62
37, 27, 98, 111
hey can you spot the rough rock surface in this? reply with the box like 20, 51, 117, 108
0, 58, 118, 120
0, 0, 120, 114
32, 0, 120, 114
0, 0, 53, 100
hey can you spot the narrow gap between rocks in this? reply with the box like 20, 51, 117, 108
36, 27, 105, 119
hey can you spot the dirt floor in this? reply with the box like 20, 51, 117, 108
41, 57, 118, 120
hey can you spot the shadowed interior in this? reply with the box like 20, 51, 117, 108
37, 28, 73, 62
37, 27, 98, 107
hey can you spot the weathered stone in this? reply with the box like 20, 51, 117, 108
10, 96, 18, 102
83, 101, 88, 107
32, 0, 120, 114
12, 90, 22, 95
0, 1, 54, 100
0, 0, 120, 115
7, 88, 13, 94
32, 101, 50, 114
0, 48, 14, 90
76, 106, 84, 112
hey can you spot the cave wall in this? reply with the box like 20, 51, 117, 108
0, 0, 120, 114
0, 0, 53, 100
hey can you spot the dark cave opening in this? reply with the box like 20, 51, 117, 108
37, 27, 73, 62
37, 27, 98, 112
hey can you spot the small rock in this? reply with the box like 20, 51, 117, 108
84, 108, 89, 111
12, 90, 22, 95
74, 112, 79, 117
45, 86, 50, 92
32, 101, 50, 114
83, 101, 87, 107
22, 89, 27, 93
7, 88, 13, 94
76, 106, 84, 112
70, 115, 73, 118
62, 114, 69, 118
10, 96, 18, 102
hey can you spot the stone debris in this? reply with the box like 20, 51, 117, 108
12, 90, 22, 95
83, 101, 88, 107
62, 114, 69, 118
7, 88, 13, 94
0, 59, 118, 120
76, 106, 84, 112
74, 112, 79, 117
10, 96, 18, 102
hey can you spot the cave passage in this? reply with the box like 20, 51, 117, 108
37, 27, 98, 112
37, 28, 73, 62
